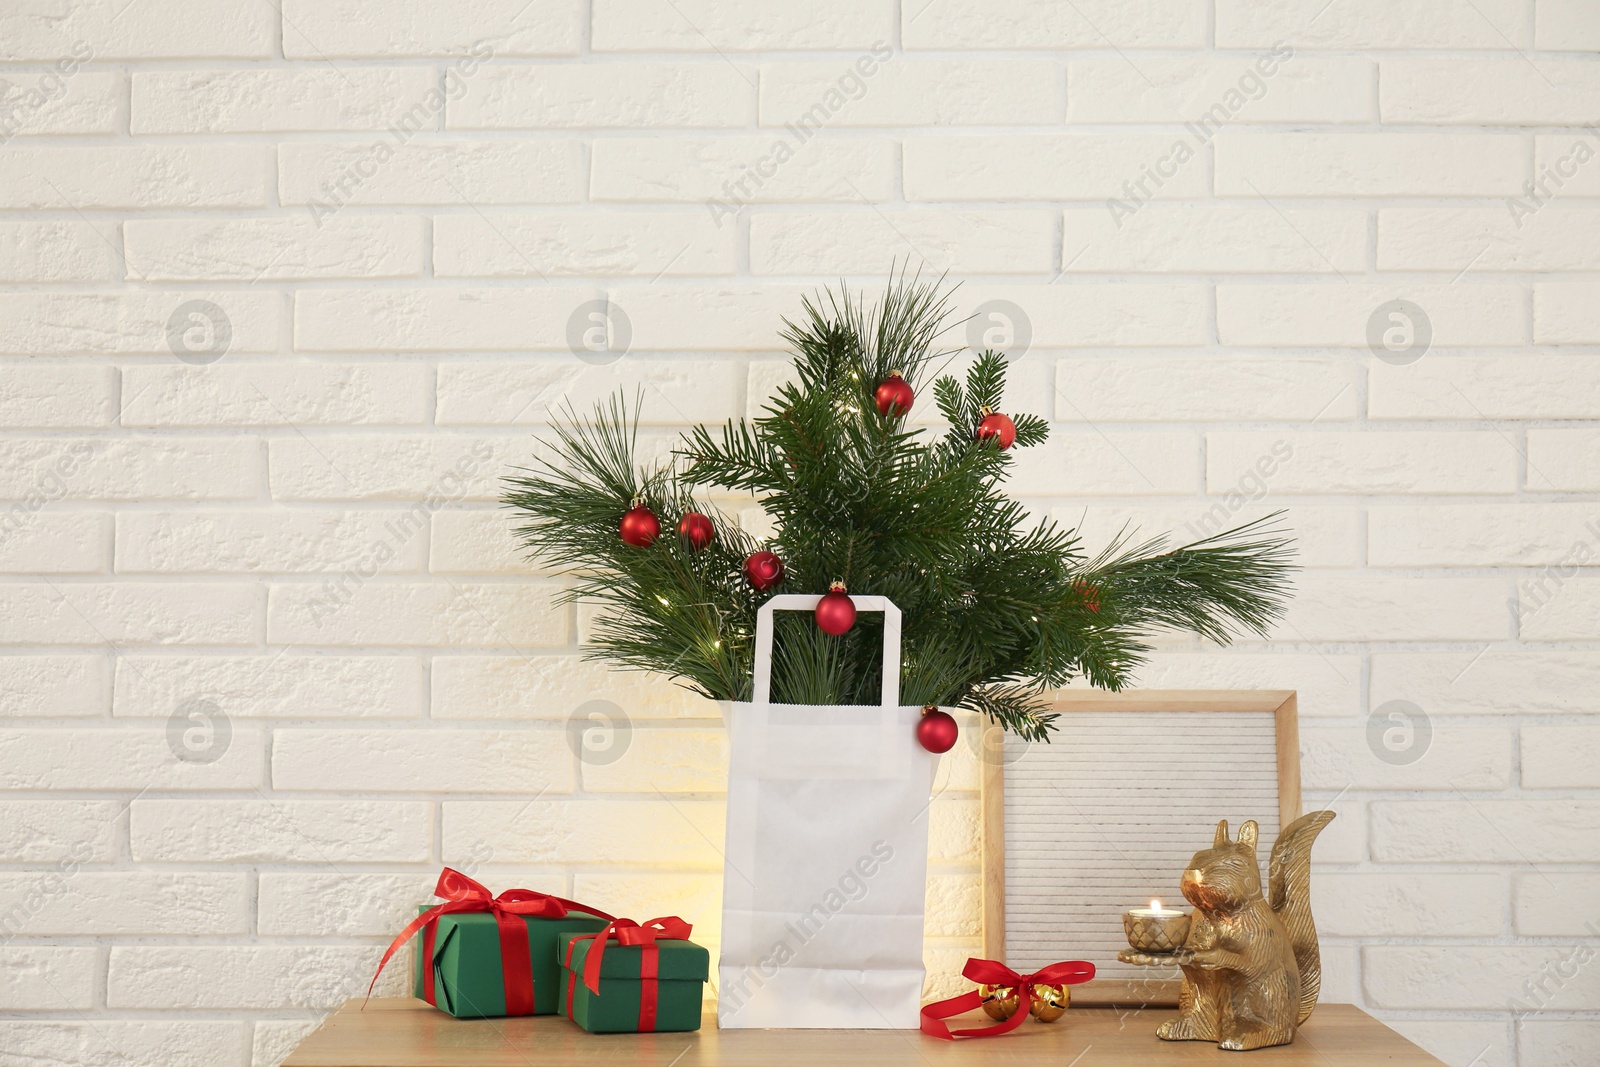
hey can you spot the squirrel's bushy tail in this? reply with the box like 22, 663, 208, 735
1268, 810, 1336, 1025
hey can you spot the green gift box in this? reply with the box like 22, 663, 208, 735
559, 926, 709, 1033
413, 906, 610, 1018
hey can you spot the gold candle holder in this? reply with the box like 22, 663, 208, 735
1122, 900, 1191, 954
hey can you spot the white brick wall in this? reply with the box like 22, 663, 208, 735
0, 4, 1595, 1066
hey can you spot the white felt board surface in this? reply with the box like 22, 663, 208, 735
999, 709, 1286, 982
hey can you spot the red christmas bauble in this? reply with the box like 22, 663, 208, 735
976, 410, 1017, 450
744, 550, 785, 591
1073, 578, 1101, 613
815, 581, 856, 635
678, 511, 714, 551
619, 504, 660, 547
874, 371, 915, 417
917, 706, 959, 753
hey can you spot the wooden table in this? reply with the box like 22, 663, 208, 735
284, 998, 1447, 1065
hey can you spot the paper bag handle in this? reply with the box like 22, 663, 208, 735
751, 594, 902, 708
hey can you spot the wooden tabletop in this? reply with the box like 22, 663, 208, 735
284, 998, 1447, 1066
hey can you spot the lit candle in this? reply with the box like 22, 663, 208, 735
1123, 899, 1191, 953
1129, 899, 1185, 918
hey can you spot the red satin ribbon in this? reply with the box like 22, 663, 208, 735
563, 916, 692, 1032
365, 868, 614, 1015
920, 957, 1096, 1040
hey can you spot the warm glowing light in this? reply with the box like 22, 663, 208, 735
1150, 899, 1161, 912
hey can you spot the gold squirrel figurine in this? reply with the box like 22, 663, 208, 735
1159, 811, 1335, 1051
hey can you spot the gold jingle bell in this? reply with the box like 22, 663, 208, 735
1029, 982, 1070, 1022
980, 983, 1020, 1021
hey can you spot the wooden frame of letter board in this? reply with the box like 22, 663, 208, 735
979, 689, 1301, 1008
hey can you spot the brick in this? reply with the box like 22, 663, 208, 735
0, 291, 279, 354
433, 211, 736, 277
0, 948, 97, 1009
1067, 56, 1372, 124
0, 656, 108, 718
1217, 283, 1525, 347
1522, 725, 1600, 788
615, 285, 815, 349
904, 0, 1204, 49
1064, 205, 1367, 274
114, 655, 423, 720
1519, 1021, 1600, 1067
592, 137, 895, 204
1373, 650, 1600, 714
594, 0, 892, 50
108, 945, 382, 1009
1391, 1021, 1513, 1067
0, 2, 273, 59
267, 581, 567, 647
0, 438, 263, 501
1295, 799, 1365, 864
1380, 207, 1600, 272
444, 799, 724, 866
1372, 799, 1600, 863
1528, 429, 1600, 490
1371, 355, 1600, 420
1216, 133, 1527, 197
1381, 57, 1600, 124
580, 727, 728, 793
279, 140, 585, 207
123, 362, 428, 428
116, 510, 427, 574
0, 222, 120, 283
572, 872, 722, 932
0, 71, 120, 136
267, 434, 523, 501
0, 726, 263, 790
131, 799, 430, 863
1114, 652, 1360, 717
0, 1022, 247, 1066
752, 210, 1054, 275
429, 510, 541, 574
1537, 0, 1600, 48
259, 872, 436, 936
0, 872, 248, 935
125, 216, 425, 281
1371, 505, 1600, 566
431, 655, 714, 719
1208, 430, 1517, 494
281, 0, 582, 57
1315, 872, 1503, 937
255, 1021, 323, 1067
1365, 946, 1598, 1010
132, 68, 435, 133
0, 583, 262, 646
906, 135, 1209, 201
1058, 357, 1359, 420
453, 63, 754, 128
1278, 575, 1508, 641
1302, 724, 1512, 790
0, 146, 270, 209
1012, 432, 1200, 495
761, 59, 1061, 126
1534, 134, 1600, 197
295, 288, 594, 352
930, 796, 980, 864
0, 801, 119, 862
1535, 282, 1600, 343
0, 364, 114, 428
958, 283, 1209, 347
436, 359, 738, 426
273, 727, 573, 792
1217, 0, 1529, 48
0, 512, 108, 574
1514, 873, 1600, 935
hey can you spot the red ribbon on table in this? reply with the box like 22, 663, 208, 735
563, 916, 693, 1032
365, 868, 615, 1015
919, 957, 1097, 1040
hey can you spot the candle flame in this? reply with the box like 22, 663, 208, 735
1150, 899, 1161, 912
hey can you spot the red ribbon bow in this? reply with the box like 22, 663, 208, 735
920, 957, 1096, 1040
366, 868, 614, 1016
563, 916, 692, 1032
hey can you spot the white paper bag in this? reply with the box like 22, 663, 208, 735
717, 594, 937, 1029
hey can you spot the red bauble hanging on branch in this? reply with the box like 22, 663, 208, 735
916, 705, 959, 753
976, 408, 1017, 450
744, 550, 785, 591
815, 580, 856, 635
874, 370, 915, 417
678, 511, 714, 551
618, 500, 660, 547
